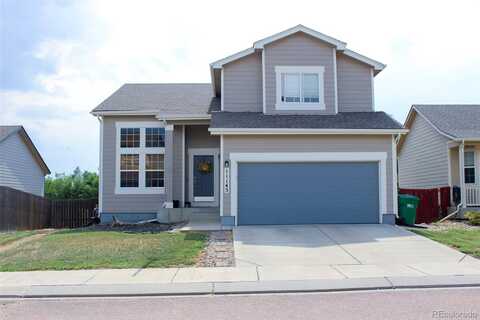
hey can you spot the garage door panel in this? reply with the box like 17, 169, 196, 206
238, 162, 379, 225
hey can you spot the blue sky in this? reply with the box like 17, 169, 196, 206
1, 0, 479, 175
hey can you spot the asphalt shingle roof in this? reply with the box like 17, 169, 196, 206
91, 83, 220, 114
413, 105, 480, 139
210, 112, 403, 129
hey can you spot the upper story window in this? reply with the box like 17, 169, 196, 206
116, 122, 166, 194
146, 128, 165, 148
275, 66, 325, 111
120, 128, 140, 148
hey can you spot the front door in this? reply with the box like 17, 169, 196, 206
189, 149, 219, 207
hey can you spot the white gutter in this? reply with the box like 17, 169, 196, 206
455, 137, 480, 142
209, 128, 409, 135
91, 110, 159, 116
156, 114, 211, 121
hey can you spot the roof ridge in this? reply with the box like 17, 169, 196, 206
413, 104, 480, 107
123, 83, 212, 85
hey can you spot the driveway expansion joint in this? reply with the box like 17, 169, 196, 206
330, 265, 349, 279
313, 225, 363, 265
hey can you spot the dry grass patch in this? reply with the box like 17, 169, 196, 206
0, 229, 207, 271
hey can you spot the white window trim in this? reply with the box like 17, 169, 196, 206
115, 122, 166, 195
464, 149, 476, 185
275, 66, 325, 110
228, 152, 388, 226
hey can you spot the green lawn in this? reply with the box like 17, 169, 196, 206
0, 229, 207, 272
410, 228, 480, 258
0, 231, 37, 246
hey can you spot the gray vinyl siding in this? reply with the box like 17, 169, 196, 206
398, 113, 450, 189
222, 135, 394, 216
184, 125, 220, 203
185, 125, 219, 149
337, 54, 374, 112
172, 125, 184, 203
264, 32, 336, 115
223, 51, 262, 112
101, 116, 166, 213
0, 133, 45, 196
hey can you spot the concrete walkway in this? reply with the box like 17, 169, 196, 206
0, 259, 479, 288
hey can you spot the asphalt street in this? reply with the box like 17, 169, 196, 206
0, 287, 478, 320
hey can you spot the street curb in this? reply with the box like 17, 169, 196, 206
1, 275, 479, 298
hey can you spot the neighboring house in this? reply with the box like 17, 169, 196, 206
0, 126, 50, 196
398, 105, 480, 211
91, 25, 407, 226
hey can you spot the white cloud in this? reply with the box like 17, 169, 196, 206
2, 0, 480, 173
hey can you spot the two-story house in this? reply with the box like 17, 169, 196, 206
91, 25, 407, 226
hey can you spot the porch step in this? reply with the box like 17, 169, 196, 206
189, 212, 220, 223
189, 207, 220, 215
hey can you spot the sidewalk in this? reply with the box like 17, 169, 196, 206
1, 260, 480, 297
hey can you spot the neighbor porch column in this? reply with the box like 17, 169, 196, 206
164, 124, 174, 208
459, 142, 467, 208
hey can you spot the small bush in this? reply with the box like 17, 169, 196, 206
465, 211, 480, 226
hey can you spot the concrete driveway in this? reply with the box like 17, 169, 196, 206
233, 224, 470, 267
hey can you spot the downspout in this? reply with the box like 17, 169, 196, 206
96, 116, 104, 216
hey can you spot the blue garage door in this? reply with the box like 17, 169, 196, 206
238, 162, 379, 225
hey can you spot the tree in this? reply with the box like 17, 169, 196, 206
45, 167, 99, 200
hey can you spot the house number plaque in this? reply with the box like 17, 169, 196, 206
224, 161, 230, 194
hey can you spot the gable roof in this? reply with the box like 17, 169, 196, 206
405, 105, 480, 140
91, 83, 220, 116
209, 111, 406, 134
253, 24, 347, 50
0, 126, 50, 175
210, 25, 385, 72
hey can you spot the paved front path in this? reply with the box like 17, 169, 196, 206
234, 224, 471, 267
2, 288, 479, 320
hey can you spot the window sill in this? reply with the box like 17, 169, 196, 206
275, 103, 326, 111
114, 187, 165, 195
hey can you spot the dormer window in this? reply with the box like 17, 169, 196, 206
275, 66, 325, 111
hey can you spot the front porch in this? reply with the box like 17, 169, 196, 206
449, 141, 480, 208
161, 123, 223, 229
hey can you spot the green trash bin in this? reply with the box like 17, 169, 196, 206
398, 194, 420, 225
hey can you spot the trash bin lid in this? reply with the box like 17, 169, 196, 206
398, 194, 419, 201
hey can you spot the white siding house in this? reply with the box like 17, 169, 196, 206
398, 105, 480, 209
0, 126, 50, 197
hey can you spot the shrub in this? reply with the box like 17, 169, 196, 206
45, 167, 98, 200
464, 211, 480, 226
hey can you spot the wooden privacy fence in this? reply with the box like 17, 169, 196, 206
50, 199, 98, 229
0, 186, 50, 231
399, 187, 451, 224
0, 186, 97, 231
